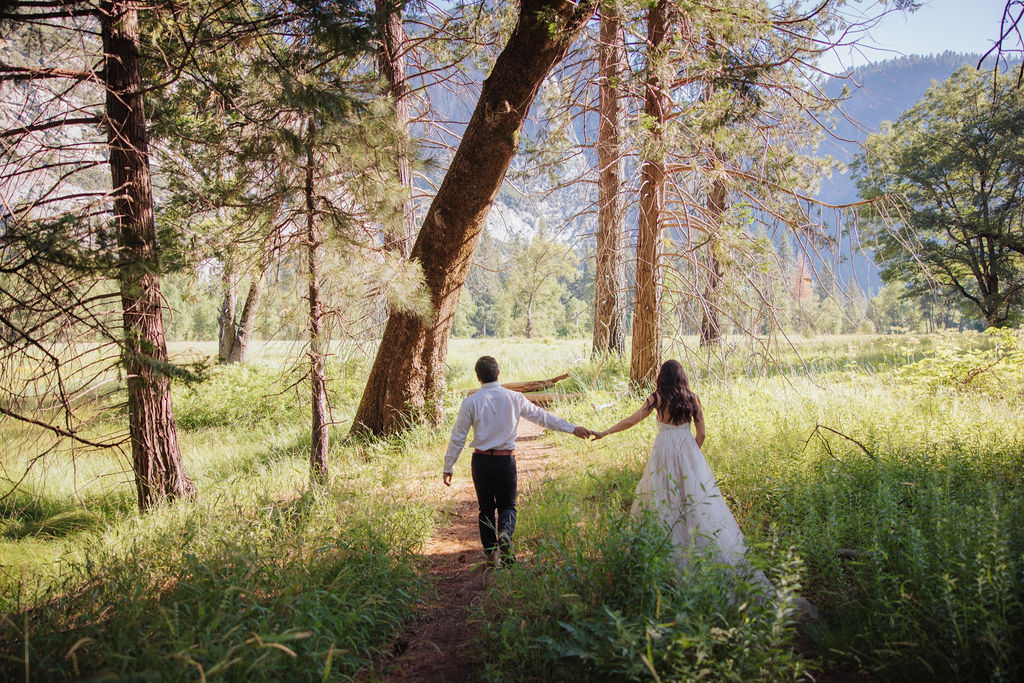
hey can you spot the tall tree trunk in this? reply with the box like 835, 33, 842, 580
593, 1, 626, 357
630, 0, 668, 387
351, 0, 598, 437
305, 122, 329, 483
376, 0, 415, 257
217, 253, 238, 362
700, 170, 726, 346
227, 254, 269, 364
526, 294, 534, 338
102, 1, 195, 510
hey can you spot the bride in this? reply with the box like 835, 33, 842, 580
594, 360, 815, 616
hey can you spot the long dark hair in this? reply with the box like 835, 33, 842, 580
652, 359, 700, 424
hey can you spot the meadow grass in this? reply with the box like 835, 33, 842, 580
470, 331, 1024, 681
1, 359, 440, 680
2, 331, 1022, 680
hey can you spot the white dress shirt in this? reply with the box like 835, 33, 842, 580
443, 381, 576, 473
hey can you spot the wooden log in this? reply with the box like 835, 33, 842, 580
466, 373, 570, 395
521, 392, 584, 406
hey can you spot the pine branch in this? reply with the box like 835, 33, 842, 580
0, 115, 102, 139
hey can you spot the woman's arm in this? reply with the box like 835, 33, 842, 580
595, 396, 655, 439
693, 396, 706, 448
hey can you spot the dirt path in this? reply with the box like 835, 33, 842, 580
371, 423, 859, 683
375, 421, 563, 683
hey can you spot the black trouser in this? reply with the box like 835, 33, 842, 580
471, 452, 517, 554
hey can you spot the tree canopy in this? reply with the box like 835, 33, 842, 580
855, 66, 1024, 327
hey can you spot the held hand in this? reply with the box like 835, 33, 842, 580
593, 430, 607, 440
573, 426, 593, 439
442, 472, 452, 487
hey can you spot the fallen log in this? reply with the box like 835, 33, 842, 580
521, 392, 585, 406
466, 373, 570, 395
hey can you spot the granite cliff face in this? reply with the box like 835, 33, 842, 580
1, 23, 108, 218
821, 52, 988, 203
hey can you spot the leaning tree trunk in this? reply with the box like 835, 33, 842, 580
226, 253, 269, 364
377, 0, 415, 257
700, 171, 727, 346
351, 0, 598, 437
592, 1, 626, 357
102, 1, 195, 510
305, 122, 329, 483
217, 253, 238, 362
630, 0, 668, 388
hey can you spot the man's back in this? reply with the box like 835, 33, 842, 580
443, 381, 575, 474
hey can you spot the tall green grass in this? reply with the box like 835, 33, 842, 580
474, 478, 808, 682
2, 332, 1022, 680
0, 356, 439, 680
730, 380, 1024, 681
3, 492, 430, 680
463, 331, 1024, 681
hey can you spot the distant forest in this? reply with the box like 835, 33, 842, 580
157, 52, 999, 342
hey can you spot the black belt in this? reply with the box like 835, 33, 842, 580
473, 449, 515, 456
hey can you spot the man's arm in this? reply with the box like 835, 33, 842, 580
442, 399, 473, 483
516, 392, 580, 434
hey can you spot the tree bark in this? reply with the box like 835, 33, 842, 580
217, 238, 272, 364
351, 0, 598, 437
102, 1, 195, 510
466, 373, 569, 395
593, 1, 626, 357
700, 171, 726, 346
305, 121, 329, 483
217, 254, 237, 362
376, 0, 415, 257
630, 0, 668, 387
227, 255, 268, 364
526, 293, 534, 338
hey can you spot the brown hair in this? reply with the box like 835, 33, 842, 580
475, 356, 499, 383
652, 359, 700, 424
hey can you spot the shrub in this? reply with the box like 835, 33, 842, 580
895, 327, 1024, 394
476, 499, 806, 681
174, 363, 306, 430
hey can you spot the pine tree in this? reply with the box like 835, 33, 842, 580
630, 0, 668, 387
1, 0, 195, 509
593, 0, 627, 357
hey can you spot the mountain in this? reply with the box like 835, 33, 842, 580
0, 24, 998, 295
821, 51, 987, 200
816, 52, 989, 291
475, 52, 994, 292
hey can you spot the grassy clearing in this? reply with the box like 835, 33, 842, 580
474, 477, 808, 682
472, 331, 1024, 681
1, 360, 440, 680
2, 332, 1022, 680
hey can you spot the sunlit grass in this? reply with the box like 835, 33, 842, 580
0, 357, 444, 679
2, 331, 1022, 679
480, 339, 1024, 681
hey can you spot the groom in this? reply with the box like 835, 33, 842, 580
443, 356, 592, 566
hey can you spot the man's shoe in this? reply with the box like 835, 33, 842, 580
497, 532, 515, 566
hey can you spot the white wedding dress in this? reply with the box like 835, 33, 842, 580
630, 419, 771, 591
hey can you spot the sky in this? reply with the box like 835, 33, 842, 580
820, 0, 1013, 72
